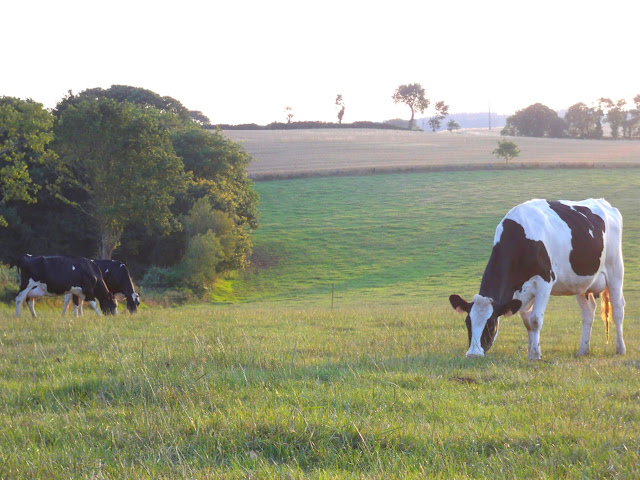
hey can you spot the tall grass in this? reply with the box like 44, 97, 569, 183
0, 304, 638, 478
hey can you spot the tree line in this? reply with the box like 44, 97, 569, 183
501, 96, 640, 139
0, 86, 258, 294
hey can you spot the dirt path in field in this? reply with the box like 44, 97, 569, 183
223, 128, 640, 181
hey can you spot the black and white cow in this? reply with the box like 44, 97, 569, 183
15, 255, 117, 317
449, 198, 625, 360
63, 259, 140, 315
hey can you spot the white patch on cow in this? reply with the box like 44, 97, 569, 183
467, 295, 494, 357
589, 228, 594, 238
105, 269, 109, 273
72, 265, 75, 271
69, 286, 85, 300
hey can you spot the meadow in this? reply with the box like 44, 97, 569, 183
2, 131, 640, 478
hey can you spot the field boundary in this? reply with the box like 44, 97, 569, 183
249, 160, 640, 181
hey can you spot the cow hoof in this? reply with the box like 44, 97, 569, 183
577, 348, 590, 356
465, 353, 484, 359
528, 352, 542, 361
616, 345, 626, 355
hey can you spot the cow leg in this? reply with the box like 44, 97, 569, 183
527, 286, 552, 360
62, 294, 72, 316
88, 300, 101, 316
73, 296, 84, 317
519, 301, 535, 355
576, 293, 596, 356
27, 298, 37, 318
608, 283, 626, 355
15, 289, 29, 317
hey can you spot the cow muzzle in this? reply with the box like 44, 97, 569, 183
466, 342, 485, 358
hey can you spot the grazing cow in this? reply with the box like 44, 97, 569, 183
63, 259, 140, 315
449, 198, 625, 360
15, 255, 117, 317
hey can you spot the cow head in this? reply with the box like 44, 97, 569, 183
126, 292, 140, 313
449, 294, 521, 358
99, 292, 118, 315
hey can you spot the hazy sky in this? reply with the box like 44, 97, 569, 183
3, 0, 639, 125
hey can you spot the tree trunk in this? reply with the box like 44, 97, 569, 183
408, 107, 415, 130
99, 229, 121, 259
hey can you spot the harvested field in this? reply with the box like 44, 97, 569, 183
223, 128, 640, 180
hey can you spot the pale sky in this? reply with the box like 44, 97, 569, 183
3, 0, 639, 125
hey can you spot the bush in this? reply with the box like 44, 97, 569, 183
140, 265, 182, 289
0, 264, 18, 305
181, 231, 224, 289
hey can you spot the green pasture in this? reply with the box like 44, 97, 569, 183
1, 167, 640, 478
237, 168, 640, 308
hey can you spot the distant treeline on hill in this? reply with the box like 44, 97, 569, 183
211, 121, 408, 131
418, 112, 509, 131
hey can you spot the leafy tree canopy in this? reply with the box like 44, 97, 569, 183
501, 103, 565, 138
0, 97, 57, 227
493, 139, 521, 163
565, 102, 603, 139
392, 83, 430, 130
53, 98, 188, 258
54, 85, 191, 122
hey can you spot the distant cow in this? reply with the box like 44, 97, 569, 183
449, 199, 625, 360
63, 259, 140, 315
15, 255, 117, 317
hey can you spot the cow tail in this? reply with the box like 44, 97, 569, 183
600, 287, 612, 345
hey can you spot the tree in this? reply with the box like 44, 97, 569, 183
54, 98, 188, 259
335, 94, 345, 124
55, 85, 191, 122
189, 110, 212, 126
565, 102, 602, 139
599, 98, 626, 139
284, 106, 294, 124
0, 97, 57, 227
392, 83, 430, 130
426, 101, 450, 132
501, 103, 565, 138
446, 119, 461, 133
493, 139, 520, 163
629, 94, 640, 138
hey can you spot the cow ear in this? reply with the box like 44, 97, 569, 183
496, 299, 522, 318
449, 294, 472, 314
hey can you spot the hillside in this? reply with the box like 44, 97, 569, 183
223, 128, 640, 180
417, 111, 509, 131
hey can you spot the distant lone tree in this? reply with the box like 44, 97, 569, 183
493, 139, 520, 164
284, 106, 294, 124
426, 101, 450, 132
446, 119, 461, 133
335, 94, 345, 124
392, 83, 430, 130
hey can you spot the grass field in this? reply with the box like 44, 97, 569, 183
236, 168, 640, 309
223, 128, 640, 179
2, 131, 640, 478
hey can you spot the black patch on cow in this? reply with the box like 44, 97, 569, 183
479, 219, 553, 303
547, 201, 605, 276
